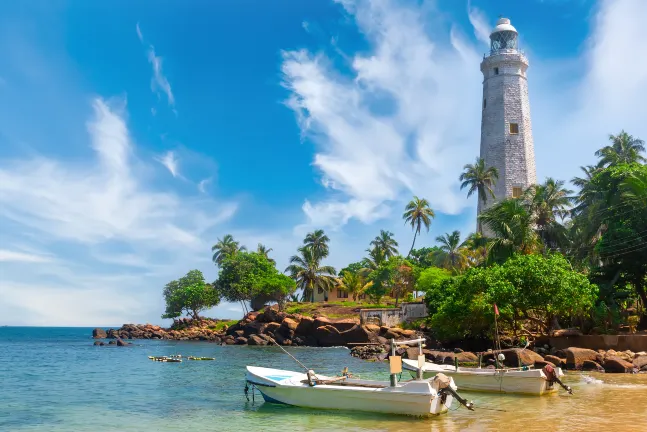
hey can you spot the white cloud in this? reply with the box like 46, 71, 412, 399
198, 177, 211, 193
0, 249, 53, 263
136, 22, 144, 42
467, 1, 491, 45
0, 97, 238, 325
282, 0, 484, 229
136, 23, 175, 107
155, 150, 180, 177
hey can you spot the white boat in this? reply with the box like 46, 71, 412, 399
245, 365, 464, 417
402, 359, 567, 395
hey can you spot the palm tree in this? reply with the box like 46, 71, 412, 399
403, 196, 435, 256
522, 178, 572, 250
362, 246, 386, 273
461, 232, 488, 267
211, 234, 246, 266
370, 230, 399, 260
303, 229, 330, 260
256, 243, 275, 265
478, 199, 541, 261
595, 131, 646, 168
337, 271, 373, 302
433, 231, 469, 272
571, 165, 598, 190
285, 246, 337, 302
460, 157, 499, 232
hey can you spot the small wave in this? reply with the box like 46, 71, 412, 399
581, 375, 603, 385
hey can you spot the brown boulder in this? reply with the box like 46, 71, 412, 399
482, 348, 544, 368
92, 328, 107, 339
582, 360, 605, 372
247, 334, 268, 346
633, 355, 647, 369
93, 341, 103, 346
340, 325, 374, 345
314, 325, 344, 347
280, 317, 299, 332
329, 319, 359, 332
313, 316, 332, 329
383, 328, 404, 340
234, 337, 248, 345
261, 307, 286, 324
603, 356, 636, 373
455, 352, 478, 364
242, 321, 263, 337
545, 355, 566, 367
295, 316, 314, 335
563, 347, 603, 370
365, 324, 380, 334
116, 338, 130, 347
262, 322, 281, 335
223, 336, 235, 345
406, 347, 424, 360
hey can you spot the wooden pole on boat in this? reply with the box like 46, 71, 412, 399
389, 338, 398, 387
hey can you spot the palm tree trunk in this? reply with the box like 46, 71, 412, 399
408, 231, 418, 257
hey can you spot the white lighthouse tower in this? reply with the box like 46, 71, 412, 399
478, 18, 537, 227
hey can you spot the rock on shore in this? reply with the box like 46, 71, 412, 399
93, 307, 422, 348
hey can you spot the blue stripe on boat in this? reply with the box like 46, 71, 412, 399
259, 390, 288, 405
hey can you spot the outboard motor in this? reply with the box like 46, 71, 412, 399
432, 373, 475, 411
542, 364, 573, 394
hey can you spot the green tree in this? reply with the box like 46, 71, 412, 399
303, 229, 330, 260
459, 157, 499, 233
339, 261, 366, 277
337, 271, 373, 301
416, 267, 452, 313
216, 252, 295, 315
403, 196, 435, 256
430, 254, 597, 340
595, 130, 646, 168
162, 270, 220, 320
370, 230, 399, 259
479, 199, 541, 262
366, 256, 417, 307
522, 178, 572, 251
285, 246, 336, 302
433, 230, 469, 272
256, 243, 275, 265
408, 246, 442, 268
211, 234, 246, 266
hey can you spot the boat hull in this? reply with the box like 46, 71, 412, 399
402, 360, 561, 395
246, 366, 454, 417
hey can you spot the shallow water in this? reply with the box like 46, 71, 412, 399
1, 327, 645, 431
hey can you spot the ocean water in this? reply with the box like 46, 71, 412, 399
1, 327, 646, 431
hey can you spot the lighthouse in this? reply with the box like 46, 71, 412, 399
478, 18, 537, 229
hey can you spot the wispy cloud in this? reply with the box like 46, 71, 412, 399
0, 249, 53, 263
198, 177, 211, 193
467, 1, 491, 45
0, 97, 238, 325
136, 23, 175, 107
155, 150, 180, 177
282, 0, 483, 229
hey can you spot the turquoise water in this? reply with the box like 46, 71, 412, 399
1, 327, 646, 431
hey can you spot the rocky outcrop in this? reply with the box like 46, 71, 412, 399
603, 356, 636, 373
633, 354, 647, 370
92, 328, 107, 339
562, 347, 603, 370
351, 345, 386, 360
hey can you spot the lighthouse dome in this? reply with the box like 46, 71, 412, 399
491, 18, 517, 34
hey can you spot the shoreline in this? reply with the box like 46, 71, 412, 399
90, 308, 647, 374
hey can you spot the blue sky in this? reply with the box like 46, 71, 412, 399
1, 0, 646, 326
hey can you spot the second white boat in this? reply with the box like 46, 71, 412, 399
402, 359, 569, 395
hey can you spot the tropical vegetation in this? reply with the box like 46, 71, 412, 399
161, 130, 645, 337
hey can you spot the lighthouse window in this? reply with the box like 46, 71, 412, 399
509, 123, 519, 134
483, 98, 486, 109
494, 67, 499, 75
512, 187, 523, 198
